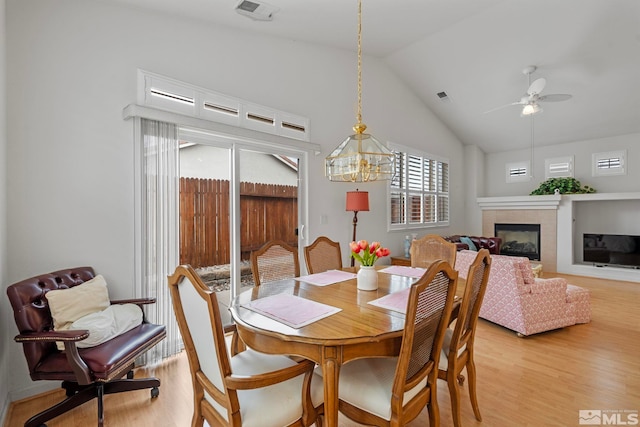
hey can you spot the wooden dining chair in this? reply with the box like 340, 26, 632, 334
438, 249, 491, 427
168, 265, 324, 427
250, 239, 300, 286
410, 234, 457, 269
337, 260, 458, 427
303, 236, 342, 274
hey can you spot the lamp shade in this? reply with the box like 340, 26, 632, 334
521, 103, 542, 116
346, 190, 369, 212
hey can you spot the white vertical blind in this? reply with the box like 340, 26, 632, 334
141, 119, 181, 363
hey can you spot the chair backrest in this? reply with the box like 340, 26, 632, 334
448, 249, 491, 354
303, 236, 342, 274
392, 260, 457, 419
7, 267, 96, 375
250, 239, 300, 286
410, 234, 457, 269
168, 265, 233, 425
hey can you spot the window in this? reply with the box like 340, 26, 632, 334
389, 146, 449, 229
138, 70, 310, 141
505, 161, 531, 183
545, 156, 574, 179
592, 150, 626, 176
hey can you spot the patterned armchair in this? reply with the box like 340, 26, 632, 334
454, 251, 591, 336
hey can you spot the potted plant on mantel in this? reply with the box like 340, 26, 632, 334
530, 177, 596, 195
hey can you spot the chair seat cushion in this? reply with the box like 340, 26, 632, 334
34, 323, 166, 382
209, 350, 323, 427
338, 357, 427, 421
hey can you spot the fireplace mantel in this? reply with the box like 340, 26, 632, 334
478, 192, 640, 281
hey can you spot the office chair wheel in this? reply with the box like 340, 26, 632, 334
126, 370, 134, 379
151, 387, 160, 398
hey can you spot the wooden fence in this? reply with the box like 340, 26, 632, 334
180, 178, 298, 268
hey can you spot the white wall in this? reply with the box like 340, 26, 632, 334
0, 0, 10, 421
484, 132, 640, 197
463, 144, 485, 235
5, 0, 466, 398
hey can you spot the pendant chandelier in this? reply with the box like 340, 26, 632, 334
325, 0, 394, 183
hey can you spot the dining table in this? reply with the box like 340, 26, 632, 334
229, 265, 460, 427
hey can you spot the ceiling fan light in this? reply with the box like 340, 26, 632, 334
521, 103, 542, 117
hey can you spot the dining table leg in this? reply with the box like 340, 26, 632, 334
321, 347, 341, 427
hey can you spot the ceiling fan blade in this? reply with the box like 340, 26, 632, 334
527, 77, 546, 96
483, 101, 523, 114
538, 93, 572, 102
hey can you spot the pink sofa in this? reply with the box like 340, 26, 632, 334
455, 250, 591, 336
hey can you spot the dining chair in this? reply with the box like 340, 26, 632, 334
168, 265, 324, 427
250, 239, 300, 286
337, 260, 458, 427
410, 234, 457, 269
438, 249, 491, 427
303, 236, 342, 274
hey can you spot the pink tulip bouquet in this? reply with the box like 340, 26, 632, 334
350, 240, 391, 266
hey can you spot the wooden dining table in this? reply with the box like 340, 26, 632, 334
229, 266, 440, 427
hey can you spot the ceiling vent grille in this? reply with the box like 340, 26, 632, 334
235, 0, 280, 21
437, 91, 451, 102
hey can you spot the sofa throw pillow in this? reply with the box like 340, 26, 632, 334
460, 236, 478, 251
46, 274, 111, 331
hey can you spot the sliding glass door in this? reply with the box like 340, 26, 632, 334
178, 128, 305, 302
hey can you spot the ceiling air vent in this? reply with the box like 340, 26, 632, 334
235, 0, 280, 21
437, 91, 451, 102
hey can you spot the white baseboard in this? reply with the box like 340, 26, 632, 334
0, 391, 9, 427
9, 381, 59, 404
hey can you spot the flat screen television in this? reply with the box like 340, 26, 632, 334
583, 233, 640, 269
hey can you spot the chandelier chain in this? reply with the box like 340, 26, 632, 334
356, 0, 362, 125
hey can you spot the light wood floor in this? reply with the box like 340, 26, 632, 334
5, 273, 640, 427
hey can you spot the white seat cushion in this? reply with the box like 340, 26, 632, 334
204, 349, 323, 427
338, 357, 427, 421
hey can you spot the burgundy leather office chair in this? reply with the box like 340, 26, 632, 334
7, 266, 166, 427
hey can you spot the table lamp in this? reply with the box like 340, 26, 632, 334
346, 190, 369, 266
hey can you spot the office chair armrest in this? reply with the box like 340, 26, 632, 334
15, 330, 93, 384
110, 297, 156, 305
111, 297, 157, 323
14, 329, 90, 343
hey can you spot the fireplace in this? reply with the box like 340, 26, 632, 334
495, 223, 541, 261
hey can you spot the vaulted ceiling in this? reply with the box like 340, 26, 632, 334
111, 0, 640, 153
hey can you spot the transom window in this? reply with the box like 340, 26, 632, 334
389, 147, 449, 230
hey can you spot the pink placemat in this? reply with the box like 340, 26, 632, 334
379, 265, 427, 278
368, 288, 410, 313
242, 293, 341, 328
294, 270, 357, 286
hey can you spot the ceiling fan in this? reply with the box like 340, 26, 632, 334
485, 65, 572, 116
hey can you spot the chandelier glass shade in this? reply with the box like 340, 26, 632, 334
324, 0, 394, 183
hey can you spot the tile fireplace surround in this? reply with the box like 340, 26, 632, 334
479, 197, 558, 272
477, 193, 640, 282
